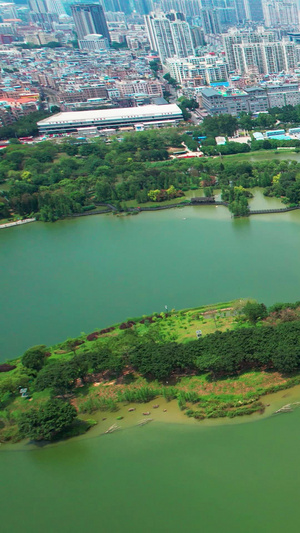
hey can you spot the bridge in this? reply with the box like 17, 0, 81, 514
69, 200, 300, 219
249, 207, 300, 215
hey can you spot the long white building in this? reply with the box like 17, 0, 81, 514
37, 104, 183, 134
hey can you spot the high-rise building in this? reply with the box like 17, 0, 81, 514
201, 8, 221, 33
155, 0, 201, 18
101, 0, 131, 14
217, 0, 237, 27
223, 28, 298, 75
71, 4, 110, 42
244, 0, 263, 22
0, 2, 18, 18
165, 55, 228, 84
47, 0, 66, 16
263, 0, 299, 28
171, 17, 195, 55
29, 0, 66, 24
145, 11, 194, 62
29, 0, 48, 14
145, 12, 176, 58
132, 0, 153, 14
191, 26, 206, 47
234, 0, 246, 23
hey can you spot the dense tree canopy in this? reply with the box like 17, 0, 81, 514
19, 398, 77, 441
1, 120, 300, 222
22, 345, 47, 372
243, 302, 268, 324
0, 111, 51, 140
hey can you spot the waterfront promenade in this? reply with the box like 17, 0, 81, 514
0, 217, 36, 229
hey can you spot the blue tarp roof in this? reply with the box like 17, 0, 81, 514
210, 82, 230, 87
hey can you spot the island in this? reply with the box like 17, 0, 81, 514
1, 298, 300, 444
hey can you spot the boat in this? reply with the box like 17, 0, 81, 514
104, 424, 120, 434
137, 418, 153, 426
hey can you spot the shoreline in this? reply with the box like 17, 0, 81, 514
2, 383, 300, 452
0, 217, 36, 229
70, 200, 299, 218
1, 198, 299, 230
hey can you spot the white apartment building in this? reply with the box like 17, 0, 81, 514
78, 34, 109, 51
224, 28, 299, 75
145, 11, 194, 63
171, 20, 194, 57
115, 79, 163, 97
165, 56, 228, 84
263, 0, 299, 28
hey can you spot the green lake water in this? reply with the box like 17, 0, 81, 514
2, 187, 300, 532
2, 409, 300, 533
0, 189, 300, 361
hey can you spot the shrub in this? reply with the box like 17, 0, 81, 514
87, 332, 99, 341
0, 364, 16, 373
162, 387, 177, 401
78, 396, 118, 414
18, 399, 77, 441
22, 345, 47, 372
117, 387, 158, 403
243, 301, 267, 324
119, 321, 135, 330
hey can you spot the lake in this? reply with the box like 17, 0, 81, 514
2, 187, 300, 533
2, 405, 300, 533
0, 189, 300, 361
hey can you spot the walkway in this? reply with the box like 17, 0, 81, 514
0, 217, 36, 229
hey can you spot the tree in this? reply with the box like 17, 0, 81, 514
204, 186, 213, 197
218, 114, 238, 137
163, 72, 178, 88
18, 399, 77, 441
239, 112, 253, 131
202, 114, 238, 138
149, 60, 161, 78
35, 361, 78, 394
22, 345, 47, 372
44, 41, 62, 48
129, 343, 181, 380
148, 189, 161, 201
243, 302, 267, 324
179, 106, 191, 121
50, 105, 60, 114
69, 353, 89, 380
178, 97, 199, 110
88, 347, 112, 372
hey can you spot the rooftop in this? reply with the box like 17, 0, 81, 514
201, 88, 219, 97
38, 104, 183, 125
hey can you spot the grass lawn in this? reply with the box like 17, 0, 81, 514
218, 149, 297, 162
123, 188, 204, 209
